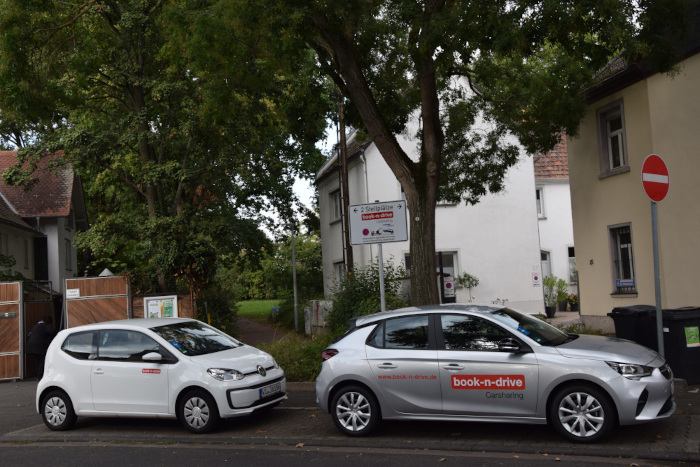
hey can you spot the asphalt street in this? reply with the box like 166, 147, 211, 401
1, 379, 698, 465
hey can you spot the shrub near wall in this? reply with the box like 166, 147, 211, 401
329, 261, 407, 332
259, 333, 335, 382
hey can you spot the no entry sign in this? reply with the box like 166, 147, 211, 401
641, 154, 669, 203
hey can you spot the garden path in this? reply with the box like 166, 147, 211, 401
236, 317, 290, 347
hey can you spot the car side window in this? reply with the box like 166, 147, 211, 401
61, 331, 98, 360
98, 330, 161, 362
366, 322, 385, 348
440, 314, 510, 351
385, 315, 429, 350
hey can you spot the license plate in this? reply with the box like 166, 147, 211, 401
259, 381, 281, 399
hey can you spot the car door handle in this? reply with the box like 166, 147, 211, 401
377, 363, 397, 369
93, 368, 104, 375
442, 364, 465, 371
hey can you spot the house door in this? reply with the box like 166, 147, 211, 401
540, 251, 551, 278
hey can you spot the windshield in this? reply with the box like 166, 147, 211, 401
488, 308, 572, 346
151, 321, 242, 356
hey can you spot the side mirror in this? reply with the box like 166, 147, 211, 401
498, 338, 529, 353
142, 352, 163, 362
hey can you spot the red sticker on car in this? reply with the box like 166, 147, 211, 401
452, 375, 525, 390
142, 369, 161, 374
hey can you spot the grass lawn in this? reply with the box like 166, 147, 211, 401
237, 299, 281, 323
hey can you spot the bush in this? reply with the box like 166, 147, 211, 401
328, 260, 407, 332
259, 333, 335, 382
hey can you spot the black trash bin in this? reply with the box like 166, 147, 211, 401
608, 305, 658, 350
661, 307, 700, 385
608, 305, 700, 384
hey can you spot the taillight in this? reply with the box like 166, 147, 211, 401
321, 348, 338, 361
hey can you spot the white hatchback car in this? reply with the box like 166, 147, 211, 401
36, 318, 286, 433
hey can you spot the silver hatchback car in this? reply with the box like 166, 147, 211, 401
316, 305, 675, 443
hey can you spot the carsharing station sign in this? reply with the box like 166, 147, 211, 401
349, 200, 408, 245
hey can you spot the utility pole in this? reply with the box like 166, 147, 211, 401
338, 90, 353, 273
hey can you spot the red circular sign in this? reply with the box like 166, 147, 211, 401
641, 154, 669, 202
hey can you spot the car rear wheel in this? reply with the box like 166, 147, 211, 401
549, 384, 616, 443
41, 390, 76, 431
330, 385, 380, 436
178, 390, 220, 434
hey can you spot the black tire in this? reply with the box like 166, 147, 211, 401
41, 390, 76, 431
549, 384, 616, 443
178, 390, 220, 434
330, 385, 380, 436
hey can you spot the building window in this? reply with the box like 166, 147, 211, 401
405, 252, 456, 278
568, 247, 577, 284
536, 188, 545, 218
65, 239, 72, 271
597, 99, 629, 177
330, 190, 342, 222
610, 225, 636, 293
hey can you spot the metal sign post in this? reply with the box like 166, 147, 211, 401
348, 200, 408, 313
641, 154, 669, 356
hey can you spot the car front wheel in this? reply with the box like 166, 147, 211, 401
178, 390, 220, 434
41, 390, 77, 431
549, 384, 616, 443
330, 385, 380, 436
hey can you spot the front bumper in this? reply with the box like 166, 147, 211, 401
613, 368, 675, 425
215, 371, 287, 418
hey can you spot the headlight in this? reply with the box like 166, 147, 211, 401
207, 368, 245, 381
272, 359, 280, 370
606, 361, 653, 380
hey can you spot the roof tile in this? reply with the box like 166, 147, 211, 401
0, 151, 75, 217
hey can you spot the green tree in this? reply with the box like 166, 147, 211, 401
0, 0, 332, 293
244, 0, 686, 305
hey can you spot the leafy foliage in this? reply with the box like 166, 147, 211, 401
242, 0, 688, 305
328, 260, 408, 332
0, 254, 26, 281
0, 0, 332, 293
543, 275, 569, 307
258, 333, 335, 382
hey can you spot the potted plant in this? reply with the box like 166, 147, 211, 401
567, 293, 580, 312
556, 279, 569, 311
542, 275, 568, 318
457, 272, 479, 303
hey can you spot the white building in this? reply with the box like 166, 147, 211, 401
534, 137, 577, 297
316, 125, 576, 314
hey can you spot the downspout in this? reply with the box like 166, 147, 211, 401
361, 148, 372, 261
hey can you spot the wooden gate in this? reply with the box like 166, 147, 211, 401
0, 282, 21, 380
64, 276, 131, 328
22, 281, 56, 379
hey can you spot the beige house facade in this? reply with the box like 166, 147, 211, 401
567, 45, 700, 330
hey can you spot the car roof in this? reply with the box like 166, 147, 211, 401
352, 303, 506, 327
64, 317, 197, 332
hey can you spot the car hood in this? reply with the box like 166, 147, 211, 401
555, 334, 660, 365
188, 345, 275, 373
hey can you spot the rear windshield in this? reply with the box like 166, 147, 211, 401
151, 321, 242, 356
488, 308, 571, 346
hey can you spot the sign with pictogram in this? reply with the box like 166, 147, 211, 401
349, 200, 408, 245
641, 154, 669, 203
